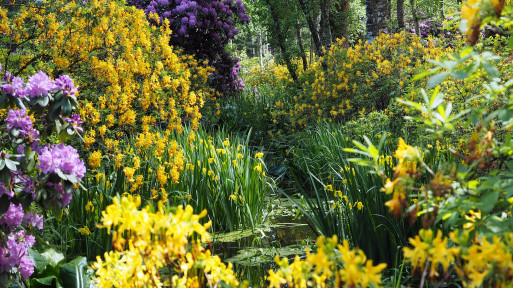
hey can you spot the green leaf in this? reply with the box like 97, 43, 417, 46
59, 257, 89, 288
478, 190, 499, 214
412, 68, 439, 81
48, 100, 63, 122
66, 174, 79, 184
56, 169, 68, 181
368, 145, 379, 160
13, 97, 26, 110
0, 195, 10, 218
482, 61, 499, 78
450, 70, 467, 79
498, 109, 512, 122
54, 119, 63, 134
30, 275, 60, 288
29, 249, 49, 273
37, 96, 50, 107
4, 159, 18, 171
10, 128, 20, 137
0, 169, 11, 184
427, 72, 449, 89
430, 87, 443, 109
41, 249, 65, 267
61, 99, 72, 116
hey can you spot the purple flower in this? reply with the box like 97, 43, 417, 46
23, 212, 43, 230
4, 109, 39, 143
37, 144, 86, 181
0, 230, 35, 279
18, 255, 34, 279
5, 109, 31, 132
25, 71, 55, 98
62, 114, 84, 132
47, 182, 72, 207
0, 203, 24, 229
0, 182, 13, 198
2, 76, 26, 98
53, 74, 78, 97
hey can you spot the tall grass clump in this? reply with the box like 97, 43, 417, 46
287, 122, 419, 266
61, 125, 270, 260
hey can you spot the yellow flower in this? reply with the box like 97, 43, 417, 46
382, 178, 397, 194
428, 230, 460, 277
99, 125, 107, 139
89, 151, 102, 169
85, 201, 95, 213
394, 138, 420, 161
123, 167, 135, 182
403, 233, 430, 271
255, 152, 264, 159
78, 226, 91, 236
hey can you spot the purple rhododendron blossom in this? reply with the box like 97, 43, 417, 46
18, 255, 34, 279
4, 109, 40, 142
2, 77, 26, 98
62, 114, 84, 132
47, 182, 72, 207
37, 144, 86, 180
23, 212, 43, 230
54, 74, 78, 97
5, 109, 31, 131
0, 182, 13, 199
0, 203, 24, 229
0, 230, 35, 279
128, 0, 249, 91
25, 71, 56, 98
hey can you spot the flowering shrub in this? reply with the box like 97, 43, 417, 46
267, 235, 386, 287
0, 69, 85, 283
345, 0, 513, 285
128, 0, 250, 92
404, 15, 461, 46
265, 33, 451, 133
0, 0, 211, 161
92, 195, 239, 287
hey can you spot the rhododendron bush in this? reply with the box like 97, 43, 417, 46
128, 0, 250, 92
0, 68, 85, 283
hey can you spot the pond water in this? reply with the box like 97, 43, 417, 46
211, 197, 317, 286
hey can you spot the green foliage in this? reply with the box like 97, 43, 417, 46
60, 125, 271, 260
286, 122, 419, 267
27, 249, 89, 288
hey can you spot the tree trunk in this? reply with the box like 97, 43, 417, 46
296, 21, 308, 70
409, 0, 420, 37
366, 0, 389, 41
319, 0, 332, 49
298, 0, 324, 57
397, 0, 405, 29
330, 0, 350, 46
266, 0, 298, 82
439, 0, 445, 19
258, 31, 264, 71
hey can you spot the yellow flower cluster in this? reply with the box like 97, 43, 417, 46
243, 60, 292, 89
403, 229, 513, 287
267, 235, 386, 288
92, 195, 239, 288
267, 33, 451, 132
0, 0, 212, 162
382, 138, 421, 217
